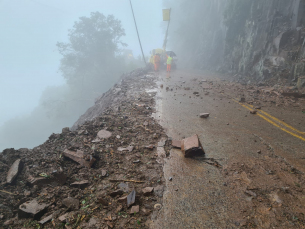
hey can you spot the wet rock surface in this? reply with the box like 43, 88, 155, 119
0, 70, 171, 228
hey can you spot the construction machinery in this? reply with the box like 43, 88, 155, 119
149, 49, 177, 70
148, 8, 177, 70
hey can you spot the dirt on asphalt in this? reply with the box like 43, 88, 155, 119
1, 68, 305, 229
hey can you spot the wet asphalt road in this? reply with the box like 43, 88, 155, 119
150, 70, 305, 229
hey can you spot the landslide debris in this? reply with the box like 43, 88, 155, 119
0, 70, 170, 228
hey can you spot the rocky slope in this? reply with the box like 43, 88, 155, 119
0, 69, 170, 228
166, 0, 305, 84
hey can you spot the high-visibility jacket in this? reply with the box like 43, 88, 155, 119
154, 55, 161, 63
167, 56, 173, 65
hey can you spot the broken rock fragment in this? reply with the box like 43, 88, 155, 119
172, 140, 181, 149
18, 199, 48, 219
62, 197, 79, 210
70, 180, 89, 189
38, 214, 53, 224
130, 205, 139, 214
145, 145, 155, 150
97, 129, 112, 139
181, 134, 205, 158
127, 190, 136, 207
118, 195, 128, 203
7, 159, 22, 183
142, 187, 154, 196
118, 182, 129, 192
63, 149, 95, 168
58, 213, 69, 222
200, 113, 210, 118
118, 145, 134, 152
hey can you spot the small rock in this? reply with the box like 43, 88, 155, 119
257, 150, 261, 154
181, 134, 205, 157
63, 149, 95, 168
245, 190, 257, 197
97, 129, 112, 139
101, 170, 107, 177
24, 190, 31, 196
118, 195, 128, 203
58, 213, 69, 222
18, 199, 49, 219
118, 183, 129, 192
62, 127, 70, 133
169, 177, 173, 181
62, 197, 79, 210
145, 145, 155, 150
154, 204, 162, 210
118, 145, 134, 152
39, 214, 53, 224
239, 97, 245, 102
4, 219, 14, 226
130, 205, 139, 214
172, 140, 181, 149
250, 110, 257, 114
142, 187, 154, 196
199, 113, 209, 118
127, 190, 136, 207
133, 160, 141, 163
70, 180, 89, 189
7, 159, 22, 183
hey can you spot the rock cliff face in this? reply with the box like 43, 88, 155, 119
167, 0, 305, 82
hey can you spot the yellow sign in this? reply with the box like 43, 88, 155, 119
163, 9, 170, 21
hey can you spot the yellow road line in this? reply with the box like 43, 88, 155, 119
233, 99, 305, 142
245, 103, 305, 135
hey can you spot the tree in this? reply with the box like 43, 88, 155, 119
0, 12, 129, 151
57, 12, 126, 93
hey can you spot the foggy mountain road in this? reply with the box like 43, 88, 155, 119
151, 70, 305, 228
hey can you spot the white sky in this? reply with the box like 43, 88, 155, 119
0, 0, 164, 126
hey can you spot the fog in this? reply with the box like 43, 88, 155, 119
0, 0, 164, 151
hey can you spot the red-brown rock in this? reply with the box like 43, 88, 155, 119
181, 134, 205, 157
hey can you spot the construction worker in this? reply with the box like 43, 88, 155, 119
166, 54, 173, 72
154, 53, 161, 71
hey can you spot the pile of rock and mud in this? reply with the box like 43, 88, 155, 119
0, 69, 171, 228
